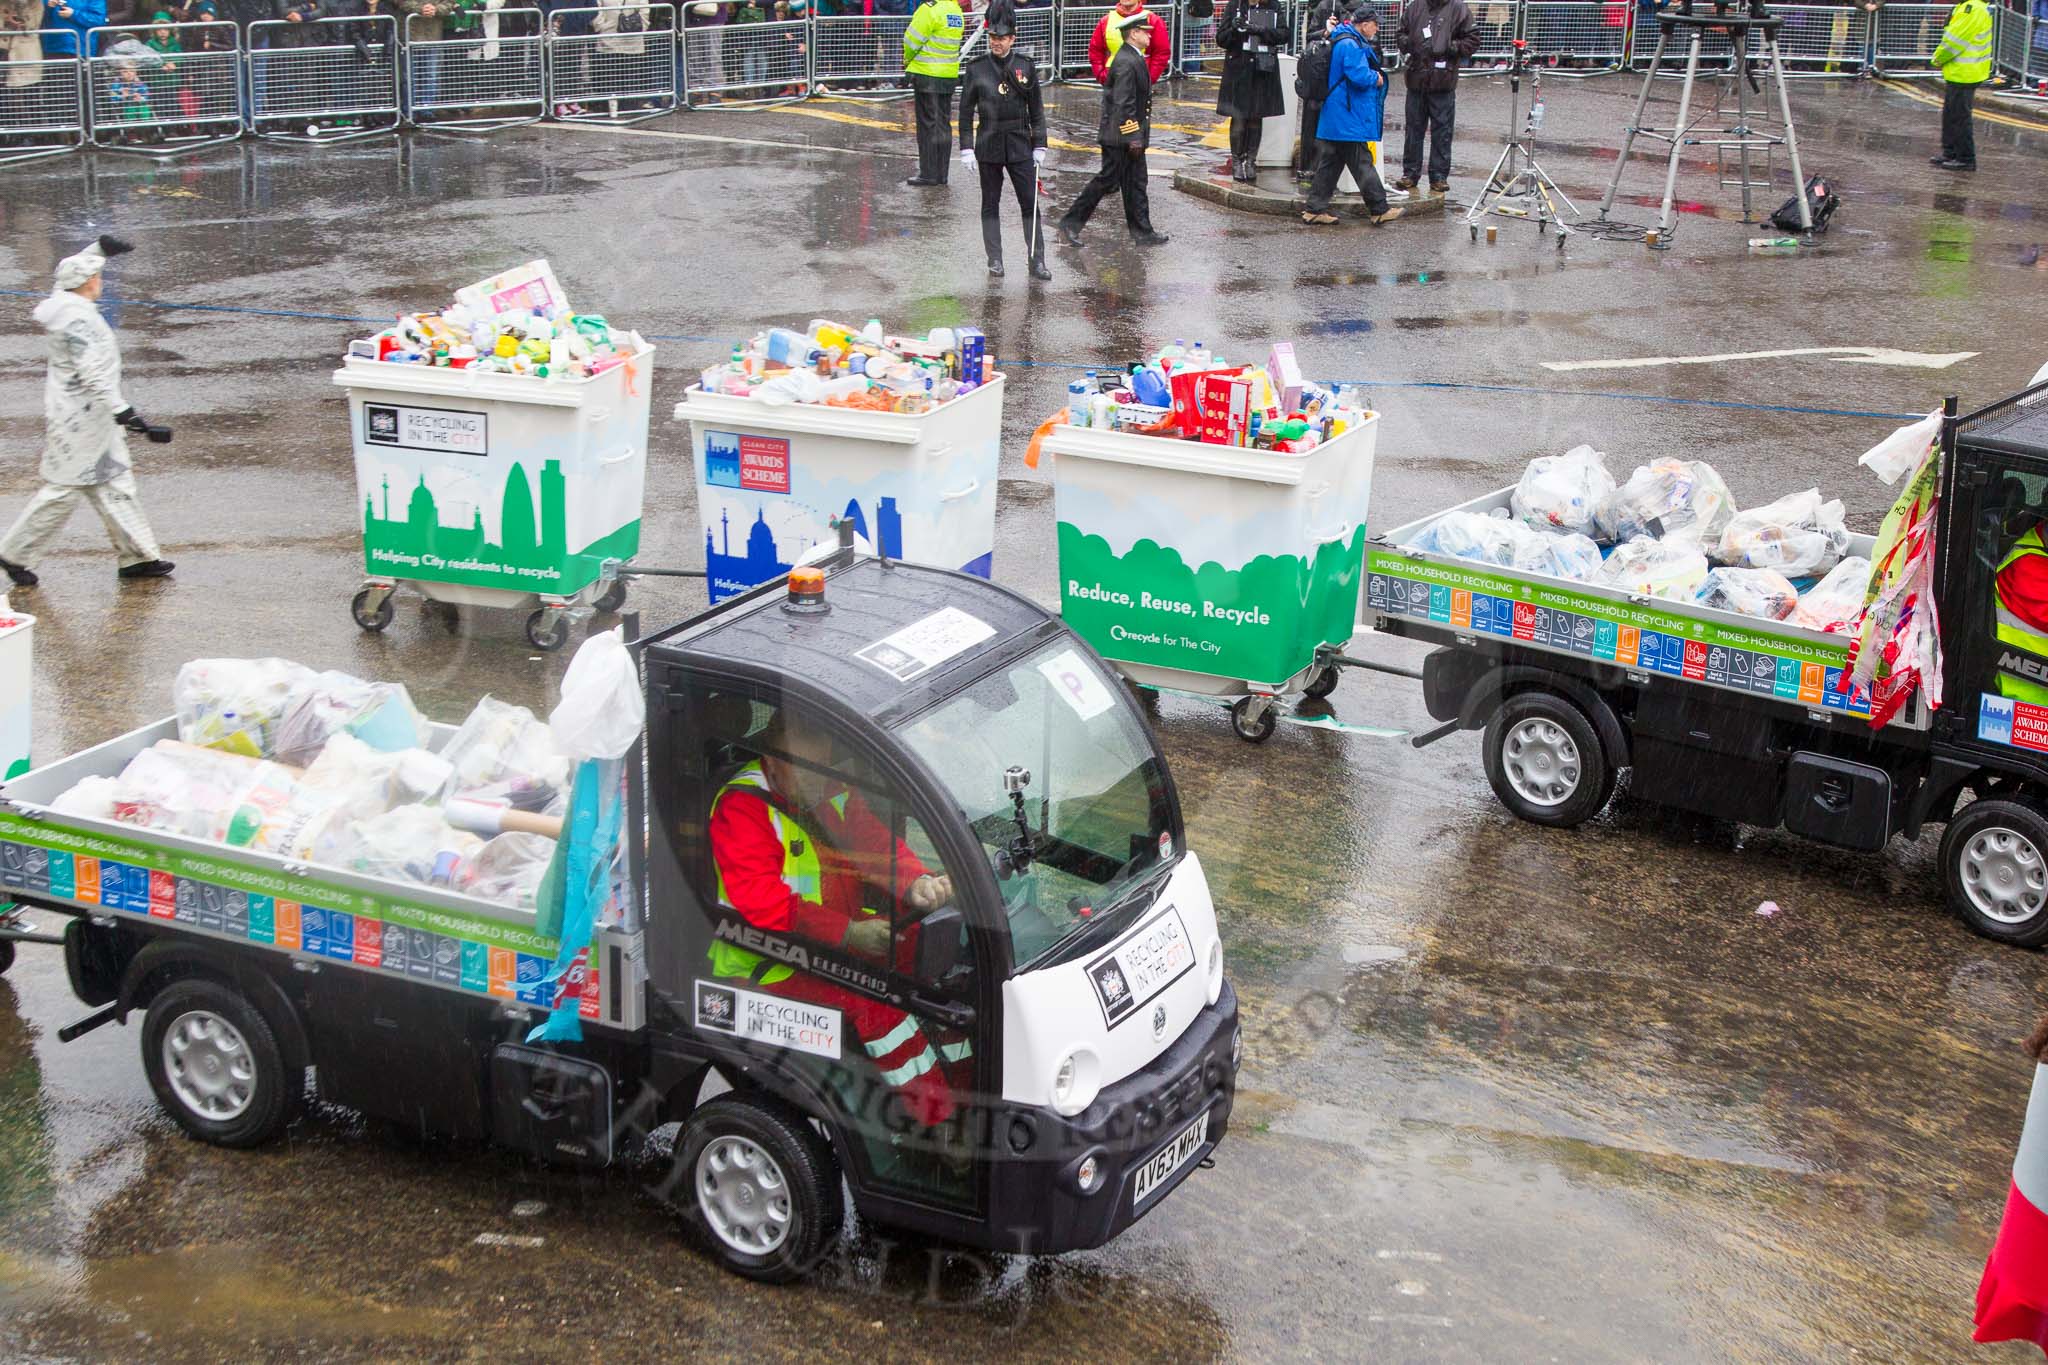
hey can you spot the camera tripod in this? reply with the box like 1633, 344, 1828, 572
1466, 39, 1575, 247
1595, 0, 1810, 246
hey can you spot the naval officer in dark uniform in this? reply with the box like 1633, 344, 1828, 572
958, 0, 1050, 280
1056, 8, 1168, 248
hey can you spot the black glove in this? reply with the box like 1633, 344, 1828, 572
98, 234, 135, 257
353, 34, 372, 60
115, 407, 174, 444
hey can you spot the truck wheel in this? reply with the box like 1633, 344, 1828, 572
1941, 797, 2048, 947
1483, 691, 1613, 828
141, 978, 292, 1149
677, 1094, 843, 1283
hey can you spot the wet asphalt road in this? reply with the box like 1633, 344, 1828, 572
1, 68, 2047, 1362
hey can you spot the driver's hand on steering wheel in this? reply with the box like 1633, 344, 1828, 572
905, 874, 953, 914
844, 918, 891, 959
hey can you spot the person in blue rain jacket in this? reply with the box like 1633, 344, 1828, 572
1299, 8, 1402, 226
42, 0, 108, 57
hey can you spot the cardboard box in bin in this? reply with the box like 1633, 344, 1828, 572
1168, 365, 1245, 433
1195, 371, 1254, 445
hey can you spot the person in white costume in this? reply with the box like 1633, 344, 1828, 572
0, 235, 175, 590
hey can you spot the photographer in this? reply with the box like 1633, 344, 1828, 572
1395, 0, 1479, 195
1216, 0, 1286, 183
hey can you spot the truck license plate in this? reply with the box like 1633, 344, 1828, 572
1133, 1111, 1208, 1207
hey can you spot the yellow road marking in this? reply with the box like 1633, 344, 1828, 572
1874, 77, 2048, 133
778, 102, 911, 132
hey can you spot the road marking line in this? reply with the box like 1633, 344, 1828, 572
1375, 1249, 1447, 1262
776, 102, 912, 133
1875, 77, 2048, 132
473, 1232, 547, 1248
1542, 345, 1977, 372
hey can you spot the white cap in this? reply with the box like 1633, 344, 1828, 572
53, 234, 131, 291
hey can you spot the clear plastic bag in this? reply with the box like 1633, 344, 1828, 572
1510, 445, 1616, 538
550, 629, 646, 761
173, 658, 317, 758
438, 697, 569, 805
296, 733, 452, 823
326, 804, 485, 889
461, 832, 557, 908
1696, 567, 1800, 620
1594, 459, 1737, 546
1408, 510, 1603, 581
1592, 536, 1711, 600
272, 671, 425, 768
1714, 489, 1851, 578
1790, 555, 1872, 633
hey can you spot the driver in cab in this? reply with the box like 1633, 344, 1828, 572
707, 712, 968, 1128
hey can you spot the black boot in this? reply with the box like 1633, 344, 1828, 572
117, 559, 175, 579
983, 217, 1004, 277
0, 557, 37, 589
1028, 253, 1051, 281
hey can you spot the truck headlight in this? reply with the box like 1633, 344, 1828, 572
1206, 941, 1224, 1005
1231, 1025, 1243, 1072
1051, 1048, 1100, 1117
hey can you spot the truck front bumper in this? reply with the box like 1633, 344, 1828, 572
980, 979, 1238, 1255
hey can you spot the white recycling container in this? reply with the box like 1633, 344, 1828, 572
0, 608, 32, 784
332, 344, 655, 649
1045, 413, 1377, 697
675, 375, 1004, 603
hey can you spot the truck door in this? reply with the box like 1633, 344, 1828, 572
645, 678, 992, 1211
1949, 414, 2048, 757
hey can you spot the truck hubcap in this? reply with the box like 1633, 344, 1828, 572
696, 1135, 792, 1255
161, 1010, 256, 1121
1503, 717, 1581, 808
1961, 827, 2048, 925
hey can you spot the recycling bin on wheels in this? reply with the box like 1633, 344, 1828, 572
1045, 414, 1377, 736
333, 344, 656, 651
674, 375, 1003, 602
0, 609, 32, 784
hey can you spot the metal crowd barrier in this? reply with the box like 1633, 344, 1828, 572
405, 7, 545, 130
1468, 0, 1519, 62
1767, 4, 1870, 71
1870, 2, 1951, 71
810, 12, 911, 98
248, 15, 401, 141
86, 20, 240, 154
1056, 3, 1117, 79
958, 3, 1057, 80
1996, 1, 2048, 89
1178, 4, 1226, 75
1520, 1, 1630, 66
550, 4, 676, 121
680, 9, 806, 106
0, 36, 85, 164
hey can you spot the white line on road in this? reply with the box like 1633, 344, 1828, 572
473, 1232, 547, 1248
1541, 346, 1978, 373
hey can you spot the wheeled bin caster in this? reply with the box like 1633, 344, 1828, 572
351, 585, 394, 633
1303, 663, 1340, 700
526, 608, 569, 652
1230, 696, 1277, 743
594, 578, 628, 614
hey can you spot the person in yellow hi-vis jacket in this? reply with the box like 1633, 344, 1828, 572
902, 0, 965, 186
1929, 0, 1993, 171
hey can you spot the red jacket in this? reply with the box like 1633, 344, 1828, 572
1089, 7, 1170, 83
708, 786, 928, 951
2000, 527, 2048, 633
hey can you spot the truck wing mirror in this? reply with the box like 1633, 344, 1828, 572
916, 905, 965, 985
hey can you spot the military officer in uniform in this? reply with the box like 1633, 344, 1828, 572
1056, 9, 1168, 248
958, 1, 1050, 280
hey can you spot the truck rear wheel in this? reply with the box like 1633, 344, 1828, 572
1483, 691, 1614, 828
141, 978, 292, 1149
677, 1094, 843, 1283
1941, 797, 2048, 947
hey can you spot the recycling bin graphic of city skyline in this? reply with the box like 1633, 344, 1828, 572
360, 458, 641, 595
703, 497, 905, 601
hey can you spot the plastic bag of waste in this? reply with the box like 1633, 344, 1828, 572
174, 658, 317, 758
1541, 532, 1604, 581
461, 832, 556, 908
272, 671, 426, 768
1593, 535, 1711, 600
1714, 489, 1852, 577
752, 368, 829, 406
297, 733, 453, 823
100, 743, 268, 838
1790, 555, 1872, 632
51, 776, 123, 822
1510, 445, 1617, 538
327, 804, 486, 890
1594, 459, 1737, 546
1409, 510, 1604, 581
439, 697, 569, 804
1696, 567, 1800, 620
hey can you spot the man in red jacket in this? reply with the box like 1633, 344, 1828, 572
706, 712, 966, 1128
1088, 0, 1169, 83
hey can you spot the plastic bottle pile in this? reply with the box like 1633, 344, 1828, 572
1063, 339, 1373, 451
696, 318, 991, 413
345, 260, 646, 382
1405, 444, 1872, 630
51, 659, 575, 910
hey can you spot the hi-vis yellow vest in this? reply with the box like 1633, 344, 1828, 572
709, 762, 822, 986
1933, 0, 1994, 84
1996, 525, 2048, 704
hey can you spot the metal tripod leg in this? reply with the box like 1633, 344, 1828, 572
1598, 29, 1667, 220
1655, 34, 1704, 240
1768, 37, 1813, 231
1735, 47, 1755, 222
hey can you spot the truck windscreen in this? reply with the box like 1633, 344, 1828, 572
896, 640, 1175, 970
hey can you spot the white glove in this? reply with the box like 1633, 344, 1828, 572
961, 149, 977, 170
1032, 148, 1046, 165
